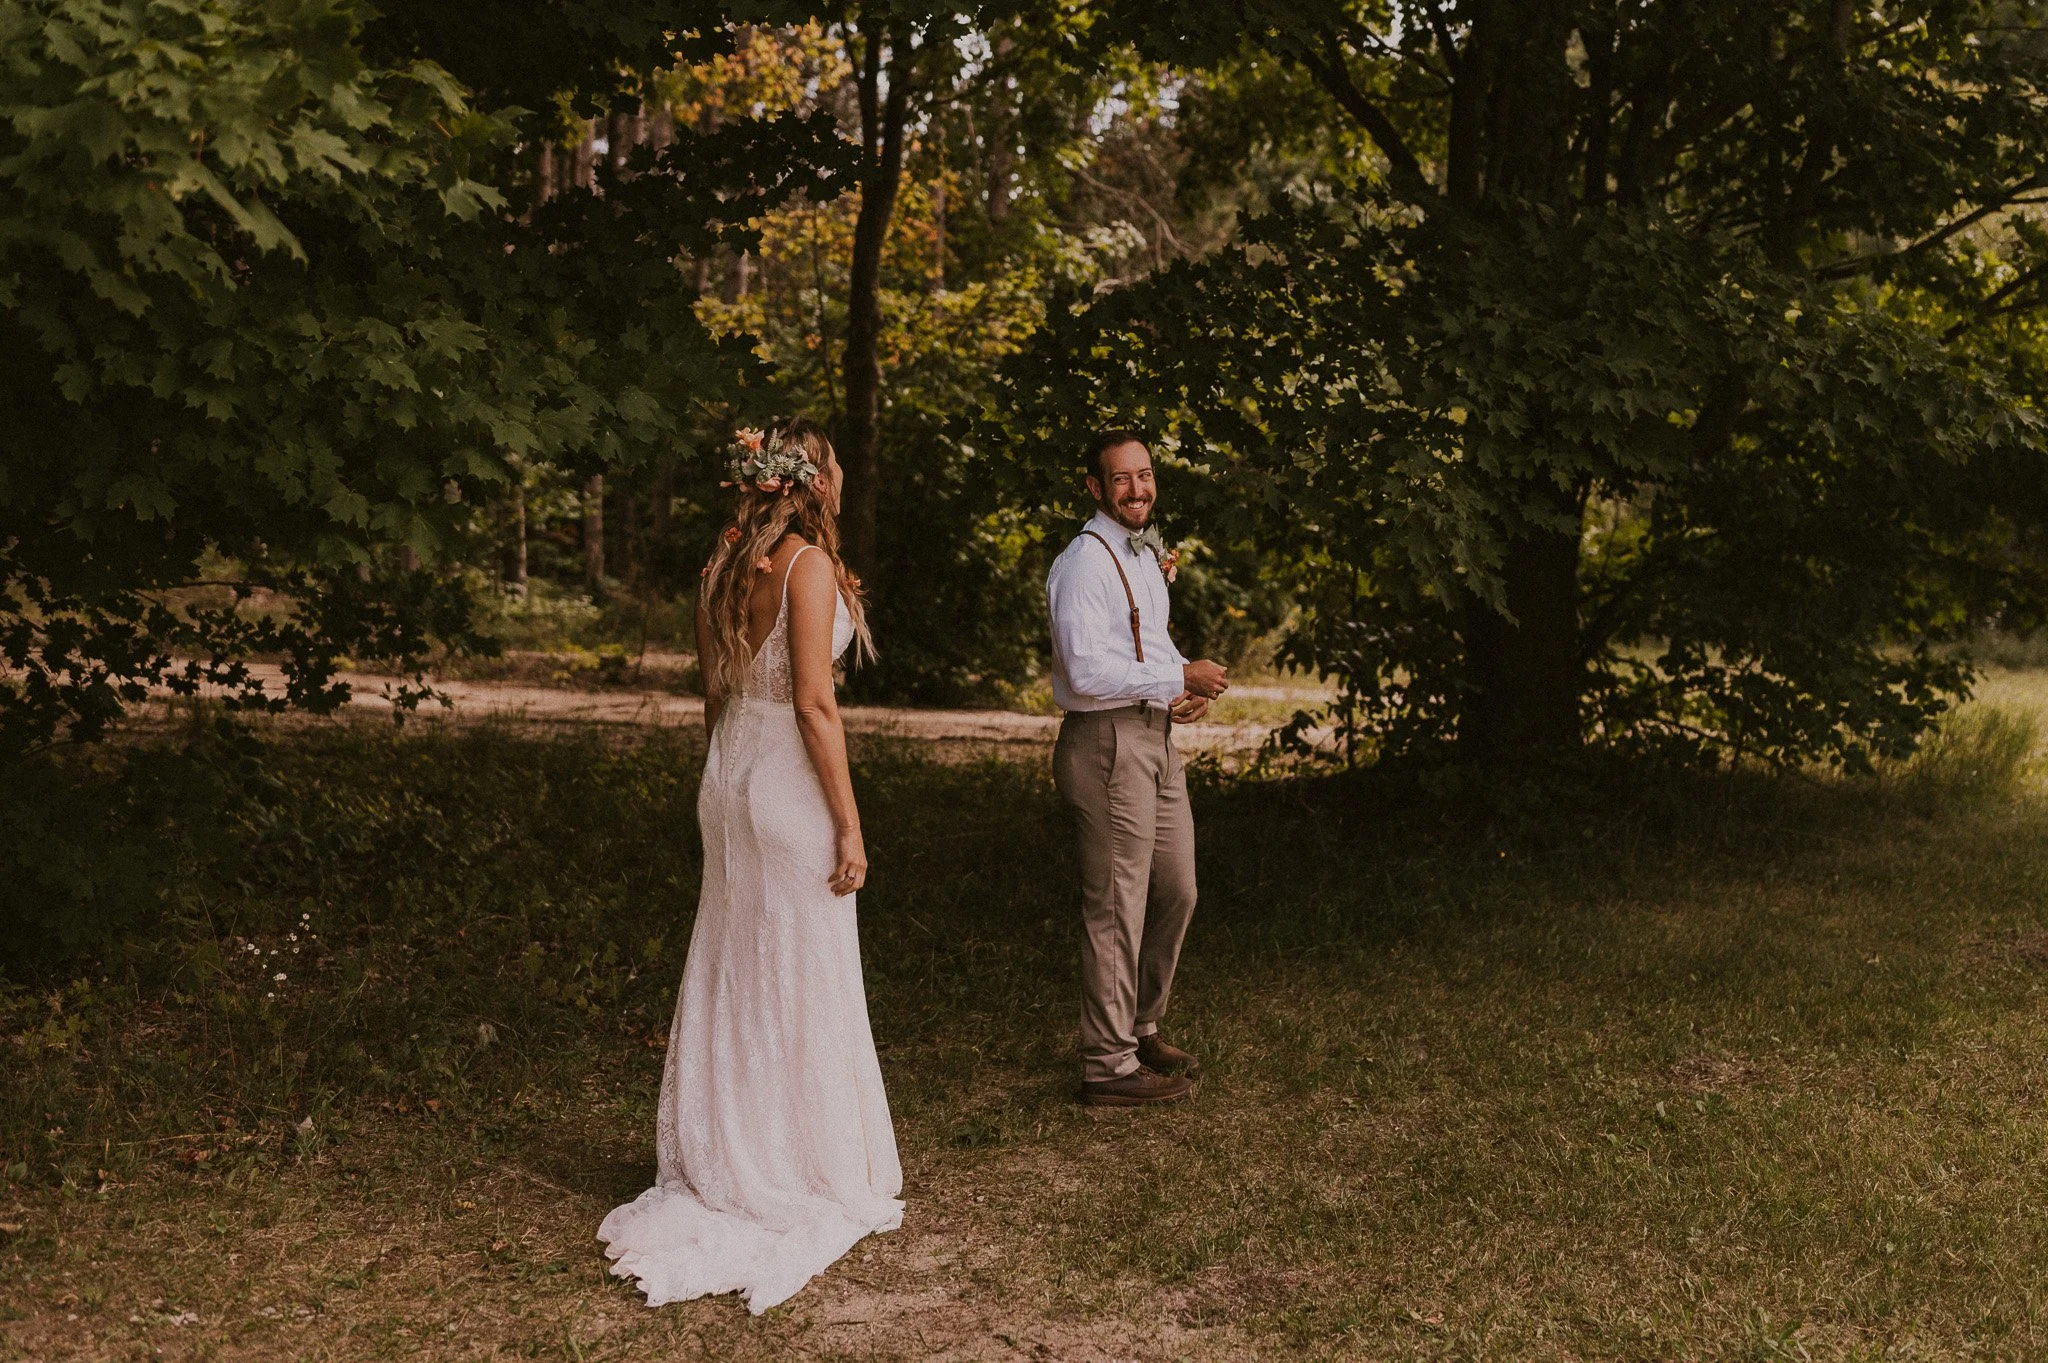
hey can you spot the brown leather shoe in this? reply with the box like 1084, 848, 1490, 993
1078, 1065, 1194, 1107
1136, 1033, 1201, 1077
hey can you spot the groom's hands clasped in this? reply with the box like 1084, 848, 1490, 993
1182, 659, 1229, 699
1171, 658, 1228, 725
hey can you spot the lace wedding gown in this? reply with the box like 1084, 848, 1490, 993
599, 548, 902, 1313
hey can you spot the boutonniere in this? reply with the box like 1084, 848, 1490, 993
1126, 526, 1181, 582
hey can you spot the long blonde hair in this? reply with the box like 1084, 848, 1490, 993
700, 418, 873, 700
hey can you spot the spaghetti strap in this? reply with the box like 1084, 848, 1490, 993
778, 543, 821, 614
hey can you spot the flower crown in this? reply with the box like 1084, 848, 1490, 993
725, 426, 819, 496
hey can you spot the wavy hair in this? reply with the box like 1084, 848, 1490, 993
699, 417, 872, 701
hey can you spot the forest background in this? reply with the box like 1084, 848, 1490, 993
10, 0, 2048, 954
485, 11, 1298, 705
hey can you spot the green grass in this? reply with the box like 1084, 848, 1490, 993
6, 701, 2048, 1359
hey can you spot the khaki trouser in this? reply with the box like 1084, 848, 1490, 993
1053, 704, 1198, 1082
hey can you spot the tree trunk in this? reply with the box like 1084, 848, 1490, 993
648, 463, 674, 587
724, 249, 753, 301
1450, 3, 1587, 761
583, 473, 606, 598
839, 20, 913, 576
534, 141, 555, 215
509, 480, 528, 594
1461, 505, 1584, 760
931, 176, 947, 293
984, 36, 1016, 224
616, 482, 637, 590
573, 121, 595, 190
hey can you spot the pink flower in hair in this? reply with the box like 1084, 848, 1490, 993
754, 557, 773, 573
722, 526, 741, 544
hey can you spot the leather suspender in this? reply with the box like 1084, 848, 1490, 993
1081, 530, 1144, 663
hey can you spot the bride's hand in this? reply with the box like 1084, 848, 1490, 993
829, 826, 868, 897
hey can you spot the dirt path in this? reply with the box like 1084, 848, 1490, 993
234, 664, 1281, 752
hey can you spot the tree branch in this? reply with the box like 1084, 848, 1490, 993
1068, 164, 1189, 266
1295, 31, 1432, 199
1815, 185, 2048, 280
1420, 0, 1462, 77
1943, 262, 2048, 343
1347, 17, 1453, 90
855, 21, 881, 168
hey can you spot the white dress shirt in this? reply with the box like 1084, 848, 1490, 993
1047, 510, 1189, 712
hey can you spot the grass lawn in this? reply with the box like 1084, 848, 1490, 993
6, 693, 2048, 1360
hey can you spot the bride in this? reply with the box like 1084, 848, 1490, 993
599, 418, 903, 1313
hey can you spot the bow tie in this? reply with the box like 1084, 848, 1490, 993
1126, 526, 1166, 559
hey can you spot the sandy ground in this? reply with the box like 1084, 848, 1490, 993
228, 664, 1285, 754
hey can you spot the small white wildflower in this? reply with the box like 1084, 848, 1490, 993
287, 933, 297, 943
265, 992, 274, 1000
273, 973, 287, 983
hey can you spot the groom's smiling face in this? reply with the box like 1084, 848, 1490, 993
1088, 440, 1156, 532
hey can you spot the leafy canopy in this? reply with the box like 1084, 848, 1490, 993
0, 0, 843, 754
1003, 0, 2048, 768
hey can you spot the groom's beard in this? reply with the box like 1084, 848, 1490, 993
1102, 496, 1153, 531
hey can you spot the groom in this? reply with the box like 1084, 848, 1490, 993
1047, 431, 1230, 1107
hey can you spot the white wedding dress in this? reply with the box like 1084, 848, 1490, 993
599, 548, 902, 1313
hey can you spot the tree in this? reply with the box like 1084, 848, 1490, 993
1002, 0, 2048, 768
684, 14, 1194, 702
828, 4, 989, 573
814, 2, 1121, 577
0, 0, 845, 757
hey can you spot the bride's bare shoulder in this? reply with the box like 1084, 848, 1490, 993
784, 540, 834, 590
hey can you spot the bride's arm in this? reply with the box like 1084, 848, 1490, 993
696, 594, 724, 734
787, 549, 867, 896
